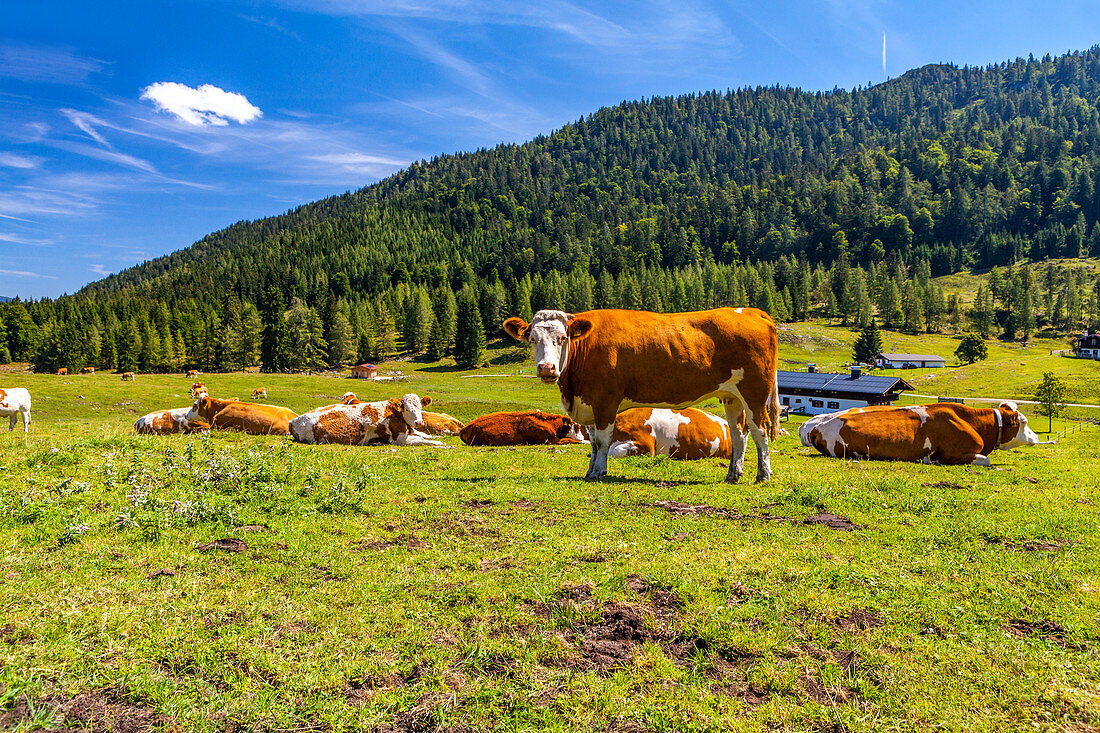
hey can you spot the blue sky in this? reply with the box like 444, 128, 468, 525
3, 1, 1100, 299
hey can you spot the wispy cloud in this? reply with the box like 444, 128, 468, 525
141, 82, 263, 127
60, 108, 110, 145
0, 42, 107, 85
89, 263, 112, 276
0, 267, 57, 279
239, 14, 301, 41
0, 152, 42, 169
0, 233, 52, 246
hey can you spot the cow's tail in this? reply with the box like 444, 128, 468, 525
766, 369, 780, 441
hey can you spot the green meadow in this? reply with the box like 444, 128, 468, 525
2, 323, 1099, 732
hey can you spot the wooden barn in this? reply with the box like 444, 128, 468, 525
349, 363, 378, 379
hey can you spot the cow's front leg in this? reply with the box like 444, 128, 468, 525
723, 401, 747, 483
584, 424, 613, 480
969, 454, 991, 467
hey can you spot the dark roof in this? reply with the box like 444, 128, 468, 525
352, 363, 377, 369
778, 370, 914, 396
878, 352, 945, 362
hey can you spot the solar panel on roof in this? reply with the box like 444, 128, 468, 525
777, 371, 909, 396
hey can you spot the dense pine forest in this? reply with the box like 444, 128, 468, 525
5, 48, 1100, 373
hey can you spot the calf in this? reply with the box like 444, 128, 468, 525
459, 410, 588, 446
56, 368, 68, 376
609, 408, 732, 460
187, 396, 297, 436
0, 388, 31, 433
121, 372, 135, 381
134, 407, 209, 435
290, 394, 441, 446
251, 387, 268, 399
799, 401, 1050, 466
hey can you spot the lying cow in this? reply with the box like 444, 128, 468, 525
190, 382, 207, 398
459, 410, 588, 446
610, 408, 733, 460
134, 407, 209, 435
341, 391, 461, 436
504, 308, 779, 482
799, 402, 1049, 466
289, 394, 441, 446
187, 396, 297, 436
0, 388, 31, 433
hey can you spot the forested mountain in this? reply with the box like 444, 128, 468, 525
5, 48, 1100, 372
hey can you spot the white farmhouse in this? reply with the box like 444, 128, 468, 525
778, 365, 913, 416
875, 352, 946, 369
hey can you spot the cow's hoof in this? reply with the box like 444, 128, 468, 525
754, 472, 771, 484
724, 471, 742, 484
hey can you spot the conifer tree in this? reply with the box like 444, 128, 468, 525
454, 287, 486, 368
852, 320, 883, 365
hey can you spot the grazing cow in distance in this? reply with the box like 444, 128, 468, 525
251, 387, 267, 399
186, 369, 200, 378
610, 408, 733, 460
121, 372, 135, 381
187, 396, 297, 436
0, 388, 31, 433
799, 401, 1051, 466
134, 407, 209, 435
190, 382, 207, 398
290, 394, 441, 446
56, 368, 68, 376
459, 410, 588, 446
504, 308, 780, 482
81, 367, 95, 375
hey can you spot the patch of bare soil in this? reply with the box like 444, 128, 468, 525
1004, 619, 1084, 649
653, 501, 860, 531
233, 524, 271, 533
801, 675, 857, 706
194, 537, 247, 553
0, 686, 175, 733
803, 513, 859, 531
359, 533, 427, 551
921, 481, 968, 490
510, 499, 534, 509
832, 609, 884, 632
144, 568, 175, 580
463, 499, 493, 508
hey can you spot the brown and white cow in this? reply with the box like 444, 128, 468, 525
609, 408, 733, 460
56, 368, 68, 376
190, 382, 207, 398
289, 394, 441, 446
342, 391, 359, 404
0, 388, 31, 433
459, 410, 588, 446
81, 367, 95, 375
186, 369, 201, 377
134, 407, 209, 435
186, 396, 297, 436
251, 387, 267, 399
798, 401, 1050, 466
504, 308, 780, 482
421, 411, 465, 436
121, 372, 135, 381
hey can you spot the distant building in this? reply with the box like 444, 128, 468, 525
875, 352, 946, 369
349, 363, 378, 379
1074, 333, 1100, 360
778, 365, 913, 416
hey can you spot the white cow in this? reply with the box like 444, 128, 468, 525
0, 388, 31, 433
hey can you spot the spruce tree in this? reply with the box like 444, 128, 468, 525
852, 320, 883, 365
454, 287, 486, 368
260, 284, 289, 373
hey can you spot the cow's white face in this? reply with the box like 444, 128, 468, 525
508, 310, 572, 383
1000, 402, 1045, 449
399, 393, 431, 429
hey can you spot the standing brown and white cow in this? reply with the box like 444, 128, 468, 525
504, 308, 779, 482
0, 388, 31, 433
798, 401, 1050, 466
121, 372, 135, 381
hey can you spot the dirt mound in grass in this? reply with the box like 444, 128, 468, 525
832, 608, 884, 632
1004, 618, 1084, 649
0, 686, 174, 733
653, 500, 859, 530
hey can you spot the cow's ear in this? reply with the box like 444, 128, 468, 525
421, 396, 432, 406
502, 317, 530, 341
568, 316, 592, 339
999, 401, 1018, 412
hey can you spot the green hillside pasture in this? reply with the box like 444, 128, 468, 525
2, 361, 1099, 732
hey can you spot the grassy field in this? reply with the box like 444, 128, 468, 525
2, 327, 1099, 733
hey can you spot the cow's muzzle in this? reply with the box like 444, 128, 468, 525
536, 362, 559, 382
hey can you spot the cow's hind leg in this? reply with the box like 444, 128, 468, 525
740, 401, 772, 483
722, 400, 747, 483
585, 424, 613, 480
8, 415, 15, 432
22, 410, 29, 434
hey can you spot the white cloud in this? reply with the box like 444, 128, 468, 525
0, 43, 106, 85
309, 151, 410, 175
60, 108, 110, 145
89, 263, 112, 276
0, 268, 56, 279
141, 82, 263, 127
0, 152, 41, 169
